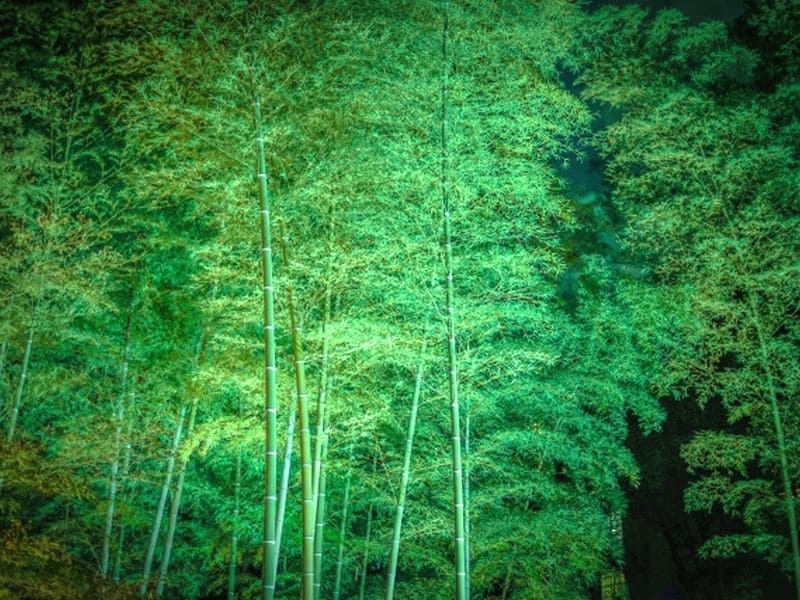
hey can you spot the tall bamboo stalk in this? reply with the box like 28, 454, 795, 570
464, 398, 471, 600
358, 497, 374, 600
278, 219, 314, 600
332, 468, 352, 600
155, 396, 199, 597
312, 429, 329, 600
0, 340, 7, 383
313, 213, 334, 506
253, 95, 279, 600
439, 2, 468, 597
385, 345, 425, 600
228, 444, 242, 600
102, 314, 132, 578
273, 404, 296, 583
749, 296, 800, 599
5, 326, 33, 444
228, 399, 243, 600
139, 406, 186, 597
113, 388, 136, 583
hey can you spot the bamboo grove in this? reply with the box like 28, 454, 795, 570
0, 1, 798, 599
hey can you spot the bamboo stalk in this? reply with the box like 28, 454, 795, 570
439, 2, 468, 597
155, 396, 199, 596
358, 497, 374, 600
750, 296, 800, 599
385, 345, 425, 600
253, 95, 279, 600
278, 218, 315, 600
228, 441, 242, 600
139, 406, 186, 597
273, 403, 297, 583
5, 327, 33, 444
102, 314, 132, 578
332, 468, 352, 600
313, 431, 329, 600
113, 388, 136, 583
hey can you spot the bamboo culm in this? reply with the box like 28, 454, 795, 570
253, 95, 279, 600
5, 327, 33, 444
278, 219, 315, 600
440, 2, 468, 597
332, 468, 352, 600
139, 406, 186, 597
385, 346, 425, 600
358, 498, 374, 600
228, 444, 242, 600
113, 389, 136, 583
155, 396, 199, 597
273, 405, 296, 583
312, 435, 329, 600
749, 296, 800, 600
102, 317, 132, 578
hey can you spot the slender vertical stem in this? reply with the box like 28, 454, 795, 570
102, 315, 132, 578
229, 399, 243, 600
464, 398, 471, 599
313, 212, 335, 506
155, 397, 199, 596
274, 404, 297, 582
385, 345, 425, 600
313, 431, 329, 600
332, 468, 352, 600
0, 340, 7, 382
439, 1, 467, 598
139, 406, 186, 597
6, 327, 33, 444
750, 296, 800, 599
113, 388, 136, 583
278, 219, 315, 600
358, 496, 374, 600
253, 95, 279, 600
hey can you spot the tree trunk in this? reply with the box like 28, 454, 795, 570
155, 396, 199, 596
5, 326, 33, 444
102, 316, 132, 578
439, 2, 468, 598
385, 346, 425, 600
278, 218, 314, 600
273, 404, 296, 583
332, 468, 352, 600
139, 405, 186, 597
253, 95, 279, 600
750, 297, 800, 600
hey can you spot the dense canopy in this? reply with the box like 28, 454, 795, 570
0, 1, 798, 599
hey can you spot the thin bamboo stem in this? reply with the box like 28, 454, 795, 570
440, 1, 467, 597
155, 396, 199, 596
385, 344, 425, 600
278, 218, 315, 600
332, 468, 352, 600
273, 404, 297, 583
253, 95, 279, 600
139, 406, 186, 597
